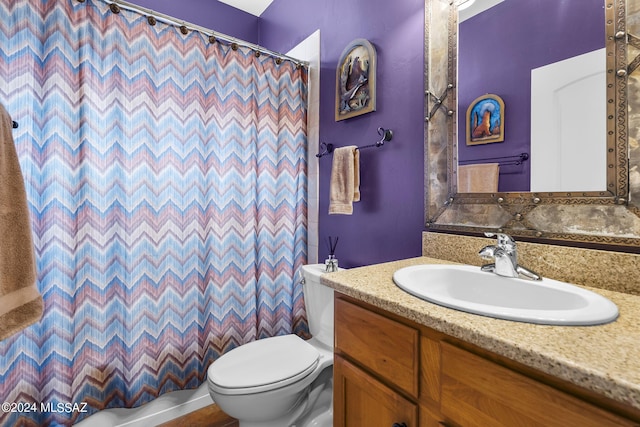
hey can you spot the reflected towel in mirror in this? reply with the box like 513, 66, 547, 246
458, 163, 499, 193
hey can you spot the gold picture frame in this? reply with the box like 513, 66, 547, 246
335, 39, 377, 121
466, 93, 505, 145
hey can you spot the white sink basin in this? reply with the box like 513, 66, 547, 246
393, 264, 619, 325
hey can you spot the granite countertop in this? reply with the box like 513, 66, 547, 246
320, 256, 640, 411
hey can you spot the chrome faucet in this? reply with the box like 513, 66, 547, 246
479, 232, 541, 281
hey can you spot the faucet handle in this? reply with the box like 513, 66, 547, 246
484, 232, 516, 250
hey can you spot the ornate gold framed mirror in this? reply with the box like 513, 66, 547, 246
424, 0, 640, 247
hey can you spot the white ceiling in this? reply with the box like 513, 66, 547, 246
219, 0, 497, 20
218, 0, 275, 17
459, 0, 504, 23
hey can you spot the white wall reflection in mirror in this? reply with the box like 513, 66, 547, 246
530, 49, 606, 192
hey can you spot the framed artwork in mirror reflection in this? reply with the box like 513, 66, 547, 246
466, 93, 505, 145
335, 39, 377, 121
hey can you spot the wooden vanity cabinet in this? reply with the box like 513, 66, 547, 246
334, 294, 640, 427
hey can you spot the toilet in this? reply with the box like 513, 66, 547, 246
207, 264, 337, 427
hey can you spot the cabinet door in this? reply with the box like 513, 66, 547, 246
441, 343, 637, 427
334, 355, 418, 427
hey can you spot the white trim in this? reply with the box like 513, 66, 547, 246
73, 384, 213, 427
287, 30, 321, 264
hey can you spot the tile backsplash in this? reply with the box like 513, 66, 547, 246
423, 232, 640, 296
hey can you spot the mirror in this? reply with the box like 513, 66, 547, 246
457, 0, 606, 193
425, 0, 640, 247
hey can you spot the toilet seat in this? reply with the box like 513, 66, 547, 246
208, 334, 320, 396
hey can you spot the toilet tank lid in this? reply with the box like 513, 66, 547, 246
208, 334, 319, 390
301, 263, 343, 281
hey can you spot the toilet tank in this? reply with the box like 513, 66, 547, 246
300, 264, 338, 350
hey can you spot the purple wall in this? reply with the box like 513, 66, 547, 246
129, 0, 259, 43
458, 0, 604, 192
260, 0, 426, 267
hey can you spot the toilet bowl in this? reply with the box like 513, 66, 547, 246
207, 264, 337, 427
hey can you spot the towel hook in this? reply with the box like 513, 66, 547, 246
375, 127, 393, 147
316, 142, 334, 158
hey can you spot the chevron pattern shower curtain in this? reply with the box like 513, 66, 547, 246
0, 1, 308, 425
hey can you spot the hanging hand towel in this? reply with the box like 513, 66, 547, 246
0, 104, 42, 341
329, 146, 360, 215
458, 163, 500, 193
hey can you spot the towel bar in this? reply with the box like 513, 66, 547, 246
316, 127, 393, 158
458, 152, 529, 166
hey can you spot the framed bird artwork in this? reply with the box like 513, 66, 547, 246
335, 39, 377, 121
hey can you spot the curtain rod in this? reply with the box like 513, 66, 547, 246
99, 0, 309, 68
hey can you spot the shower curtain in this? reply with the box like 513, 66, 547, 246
0, 1, 308, 426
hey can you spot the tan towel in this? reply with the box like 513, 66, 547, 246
458, 163, 500, 193
328, 146, 360, 215
0, 104, 42, 341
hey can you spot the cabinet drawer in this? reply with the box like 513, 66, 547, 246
441, 342, 637, 427
335, 297, 419, 397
